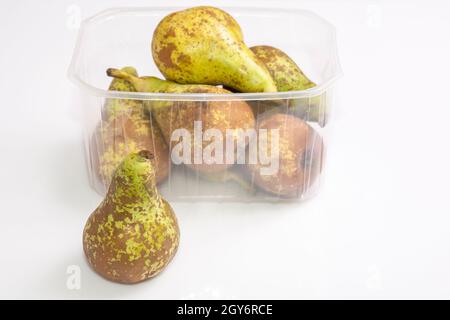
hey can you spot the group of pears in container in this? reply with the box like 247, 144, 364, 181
69, 6, 341, 283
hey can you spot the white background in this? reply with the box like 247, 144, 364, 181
1, 0, 450, 299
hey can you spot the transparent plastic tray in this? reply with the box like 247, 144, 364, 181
68, 7, 342, 202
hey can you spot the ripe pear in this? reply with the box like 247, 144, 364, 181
151, 6, 277, 93
92, 67, 170, 188
83, 151, 180, 284
92, 111, 170, 187
250, 46, 327, 125
247, 114, 323, 198
103, 66, 142, 119
107, 68, 255, 173
251, 46, 315, 91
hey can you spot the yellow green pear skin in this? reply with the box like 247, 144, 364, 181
83, 151, 180, 284
151, 6, 277, 93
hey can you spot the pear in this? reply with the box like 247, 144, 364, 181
103, 66, 142, 119
250, 46, 327, 125
92, 111, 170, 187
151, 6, 277, 93
251, 46, 315, 91
92, 67, 170, 188
83, 151, 180, 284
247, 114, 323, 198
107, 68, 255, 173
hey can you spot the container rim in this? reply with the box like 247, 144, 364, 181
67, 6, 343, 102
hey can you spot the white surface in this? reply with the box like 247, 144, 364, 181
1, 0, 450, 299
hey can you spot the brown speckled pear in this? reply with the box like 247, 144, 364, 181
83, 151, 180, 284
107, 68, 255, 173
92, 67, 170, 188
247, 114, 323, 198
103, 66, 142, 118
152, 6, 277, 93
250, 46, 327, 124
251, 46, 315, 91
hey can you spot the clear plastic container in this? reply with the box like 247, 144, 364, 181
68, 7, 342, 202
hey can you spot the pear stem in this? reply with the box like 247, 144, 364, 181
107, 68, 136, 83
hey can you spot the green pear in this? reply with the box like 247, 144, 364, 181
107, 68, 256, 174
92, 111, 170, 187
93, 67, 170, 188
104, 66, 141, 119
83, 151, 180, 284
251, 46, 315, 91
107, 67, 221, 94
151, 6, 277, 93
250, 45, 327, 125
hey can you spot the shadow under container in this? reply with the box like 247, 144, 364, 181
68, 7, 342, 202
